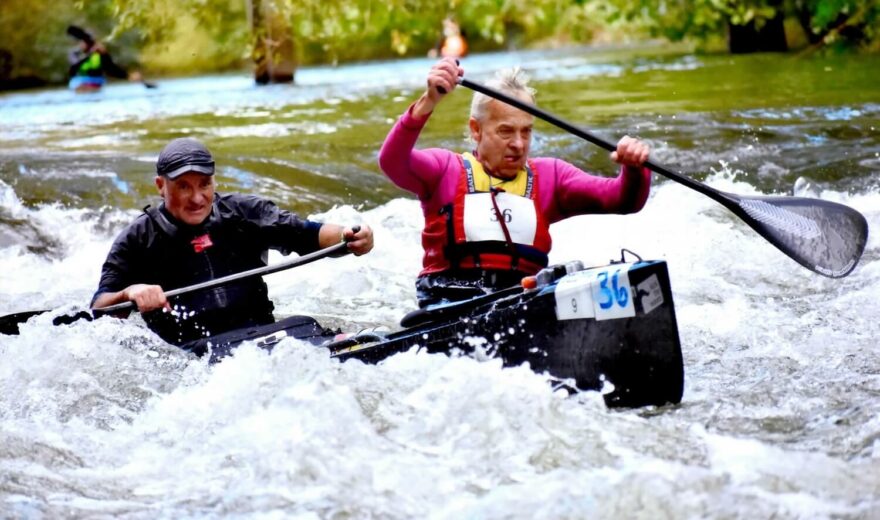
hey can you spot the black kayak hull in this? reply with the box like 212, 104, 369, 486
184, 260, 684, 409
182, 315, 337, 362
329, 260, 683, 408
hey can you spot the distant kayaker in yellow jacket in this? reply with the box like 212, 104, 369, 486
66, 25, 142, 92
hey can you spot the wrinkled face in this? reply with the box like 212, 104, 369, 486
156, 172, 215, 225
469, 98, 534, 179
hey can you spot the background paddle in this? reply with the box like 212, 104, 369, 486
459, 77, 868, 279
66, 26, 156, 90
0, 227, 358, 335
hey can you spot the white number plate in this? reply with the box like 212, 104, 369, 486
555, 264, 636, 321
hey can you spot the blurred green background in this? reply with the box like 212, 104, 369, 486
1, 0, 878, 89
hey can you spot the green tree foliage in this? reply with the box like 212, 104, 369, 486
101, 0, 880, 60
107, 0, 607, 64
600, 0, 880, 49
0, 0, 118, 83
799, 0, 880, 48
1, 0, 877, 88
0, 0, 146, 85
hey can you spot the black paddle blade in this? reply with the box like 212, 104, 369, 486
53, 311, 94, 327
66, 25, 94, 43
0, 309, 94, 335
0, 310, 49, 335
728, 193, 868, 278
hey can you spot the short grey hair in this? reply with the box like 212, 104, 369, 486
469, 67, 536, 122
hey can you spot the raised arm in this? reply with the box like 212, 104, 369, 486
377, 58, 464, 199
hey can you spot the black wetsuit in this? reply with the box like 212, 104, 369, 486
93, 193, 322, 346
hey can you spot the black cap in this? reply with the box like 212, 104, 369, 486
156, 138, 215, 179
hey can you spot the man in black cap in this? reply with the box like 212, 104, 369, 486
91, 137, 374, 346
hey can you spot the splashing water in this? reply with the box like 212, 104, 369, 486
2, 47, 879, 518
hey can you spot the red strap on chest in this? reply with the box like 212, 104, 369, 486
191, 234, 213, 253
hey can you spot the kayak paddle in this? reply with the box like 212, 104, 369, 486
459, 77, 868, 279
0, 228, 359, 335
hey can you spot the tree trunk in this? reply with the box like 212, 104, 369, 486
0, 49, 47, 91
249, 0, 296, 84
728, 3, 788, 53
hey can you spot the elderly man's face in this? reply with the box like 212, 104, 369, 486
469, 98, 534, 180
156, 172, 215, 225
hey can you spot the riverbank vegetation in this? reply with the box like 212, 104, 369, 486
1, 0, 877, 89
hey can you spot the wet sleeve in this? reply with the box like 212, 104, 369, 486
239, 196, 322, 256
554, 159, 652, 218
377, 104, 455, 200
91, 231, 141, 306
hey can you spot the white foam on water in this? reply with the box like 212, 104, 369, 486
0, 182, 137, 312
2, 143, 880, 517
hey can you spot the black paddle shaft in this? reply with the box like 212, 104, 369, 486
460, 77, 868, 278
0, 233, 356, 334
463, 78, 745, 203
94, 225, 360, 315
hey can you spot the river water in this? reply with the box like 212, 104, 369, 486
1, 46, 878, 518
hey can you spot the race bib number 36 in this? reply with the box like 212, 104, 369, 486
555, 265, 636, 321
463, 192, 537, 244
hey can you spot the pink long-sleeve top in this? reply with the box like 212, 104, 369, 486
378, 105, 652, 223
